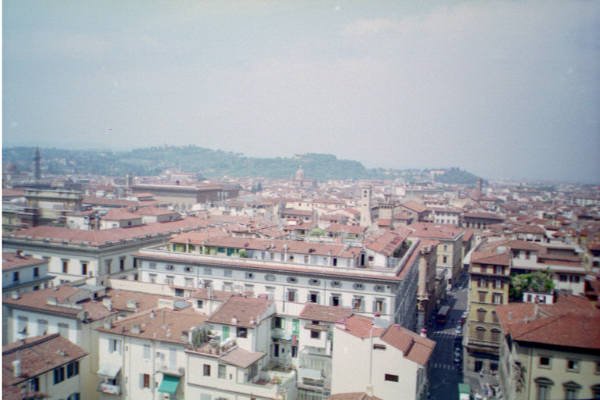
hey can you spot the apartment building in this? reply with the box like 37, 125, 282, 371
465, 246, 511, 374
3, 283, 174, 399
496, 295, 600, 400
331, 315, 435, 400
135, 231, 421, 328
3, 333, 88, 400
3, 216, 210, 285
409, 223, 464, 288
2, 251, 52, 296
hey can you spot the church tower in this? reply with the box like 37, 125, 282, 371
33, 147, 41, 181
359, 186, 372, 227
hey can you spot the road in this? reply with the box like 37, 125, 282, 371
428, 274, 469, 400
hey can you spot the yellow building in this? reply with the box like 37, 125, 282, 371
465, 246, 511, 373
496, 295, 600, 400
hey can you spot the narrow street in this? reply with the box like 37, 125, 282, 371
428, 273, 469, 400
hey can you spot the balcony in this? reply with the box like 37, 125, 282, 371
98, 382, 121, 395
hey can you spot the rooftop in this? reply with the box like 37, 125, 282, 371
207, 295, 272, 328
2, 252, 46, 271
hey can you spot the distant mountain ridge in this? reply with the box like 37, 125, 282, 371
2, 145, 481, 183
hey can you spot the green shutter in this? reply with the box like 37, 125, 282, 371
222, 326, 230, 339
292, 319, 299, 335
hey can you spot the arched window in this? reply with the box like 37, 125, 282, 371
476, 326, 486, 341
490, 329, 501, 342
534, 377, 553, 400
563, 381, 581, 400
477, 308, 486, 322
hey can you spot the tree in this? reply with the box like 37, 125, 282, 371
510, 270, 554, 301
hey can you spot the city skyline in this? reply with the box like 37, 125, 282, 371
4, 1, 600, 183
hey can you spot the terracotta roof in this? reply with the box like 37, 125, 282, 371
380, 324, 436, 366
103, 208, 142, 221
328, 393, 383, 400
299, 304, 353, 323
3, 285, 173, 321
97, 306, 207, 345
325, 224, 366, 235
3, 333, 87, 387
400, 201, 427, 213
136, 207, 179, 217
471, 249, 511, 266
2, 252, 46, 271
2, 189, 25, 198
463, 211, 504, 221
337, 315, 386, 339
366, 229, 410, 256
409, 223, 463, 241
514, 225, 545, 235
83, 196, 141, 208
207, 295, 271, 328
219, 347, 265, 368
496, 295, 600, 350
6, 216, 210, 247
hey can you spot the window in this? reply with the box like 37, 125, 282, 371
237, 327, 247, 338
203, 364, 211, 376
33, 267, 39, 277
560, 274, 567, 282
66, 361, 79, 378
596, 361, 600, 374
175, 288, 184, 297
476, 327, 485, 341
566, 359, 580, 372
539, 356, 551, 368
374, 284, 385, 292
142, 373, 150, 388
265, 274, 276, 281
563, 381, 581, 400
477, 308, 486, 322
384, 374, 399, 382
491, 311, 499, 323
184, 266, 192, 272
525, 251, 530, 259
491, 329, 501, 342
352, 296, 364, 312
373, 299, 386, 314
149, 262, 157, 269
308, 292, 319, 303
291, 345, 298, 358
166, 264, 174, 271
143, 344, 151, 359
353, 283, 364, 290
53, 366, 65, 384
30, 377, 39, 392
287, 289, 297, 302
58, 322, 69, 338
246, 272, 254, 279
535, 377, 553, 400
330, 294, 341, 307
81, 263, 87, 276
165, 276, 174, 285
442, 256, 448, 264
197, 299, 204, 308
149, 273, 157, 283
287, 276, 297, 284
105, 259, 112, 274
109, 338, 121, 354
244, 284, 254, 294
570, 275, 580, 283
310, 330, 320, 339
37, 319, 48, 336
17, 316, 28, 335
493, 293, 503, 304
494, 279, 502, 289
494, 266, 503, 275
62, 259, 69, 274
478, 291, 486, 302
119, 257, 125, 271
218, 364, 226, 379
273, 317, 283, 329
309, 278, 321, 286
477, 278, 485, 288
330, 280, 342, 288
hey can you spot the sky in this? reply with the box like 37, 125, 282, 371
3, 1, 600, 183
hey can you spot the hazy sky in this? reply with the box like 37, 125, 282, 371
3, 1, 600, 183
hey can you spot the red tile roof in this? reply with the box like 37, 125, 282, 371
207, 295, 271, 328
380, 324, 436, 366
2, 252, 46, 271
496, 295, 600, 350
3, 334, 87, 387
299, 304, 353, 323
337, 315, 385, 339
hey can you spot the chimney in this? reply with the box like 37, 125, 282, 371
11, 291, 20, 300
231, 316, 238, 325
150, 310, 156, 319
16, 250, 24, 258
130, 324, 141, 334
12, 359, 21, 378
103, 319, 112, 330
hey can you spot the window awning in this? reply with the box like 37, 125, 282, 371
158, 374, 180, 395
97, 363, 121, 378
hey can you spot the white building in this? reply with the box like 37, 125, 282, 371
3, 217, 210, 285
331, 315, 435, 400
136, 231, 421, 328
2, 333, 88, 400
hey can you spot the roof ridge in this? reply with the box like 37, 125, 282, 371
2, 333, 60, 355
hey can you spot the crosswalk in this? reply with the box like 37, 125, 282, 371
431, 362, 456, 370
